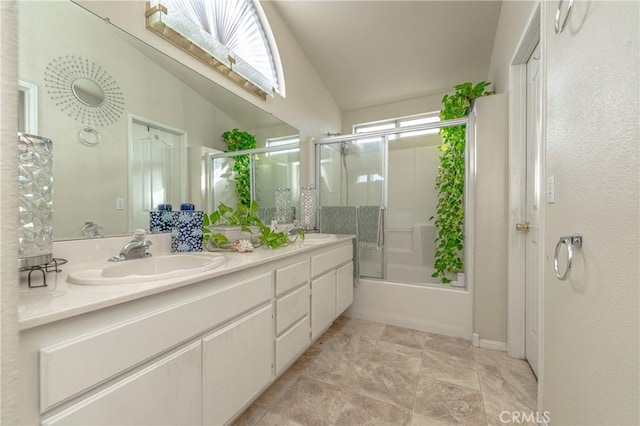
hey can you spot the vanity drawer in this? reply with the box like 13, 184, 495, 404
311, 243, 353, 278
39, 272, 272, 412
275, 315, 310, 374
275, 284, 310, 335
42, 341, 202, 426
275, 260, 309, 296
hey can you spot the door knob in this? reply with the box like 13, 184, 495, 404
516, 222, 531, 232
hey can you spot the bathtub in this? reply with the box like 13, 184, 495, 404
348, 223, 472, 339
345, 278, 472, 339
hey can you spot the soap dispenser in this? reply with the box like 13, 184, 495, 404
171, 203, 203, 252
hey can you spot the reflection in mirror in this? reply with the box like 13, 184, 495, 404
71, 78, 105, 107
210, 144, 300, 224
18, 1, 298, 240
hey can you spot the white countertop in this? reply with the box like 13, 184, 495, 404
19, 234, 353, 331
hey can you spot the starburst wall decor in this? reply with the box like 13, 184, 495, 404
44, 55, 125, 128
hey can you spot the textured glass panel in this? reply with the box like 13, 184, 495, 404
18, 134, 53, 265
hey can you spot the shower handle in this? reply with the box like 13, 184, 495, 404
516, 222, 531, 232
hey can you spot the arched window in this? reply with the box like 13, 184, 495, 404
147, 0, 285, 100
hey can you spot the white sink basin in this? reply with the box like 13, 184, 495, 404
67, 253, 226, 285
300, 233, 338, 245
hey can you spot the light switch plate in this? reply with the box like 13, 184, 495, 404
546, 176, 555, 203
116, 198, 125, 210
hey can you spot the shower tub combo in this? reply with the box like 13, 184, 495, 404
315, 116, 475, 339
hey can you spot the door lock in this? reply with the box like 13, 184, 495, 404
516, 222, 531, 232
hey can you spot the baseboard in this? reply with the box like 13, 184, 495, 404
472, 333, 507, 351
479, 338, 507, 352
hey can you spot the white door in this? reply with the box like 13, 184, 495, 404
524, 43, 542, 376
130, 121, 184, 231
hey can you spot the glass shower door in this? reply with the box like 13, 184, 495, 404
317, 138, 384, 279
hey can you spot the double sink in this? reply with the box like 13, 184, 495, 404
67, 234, 338, 285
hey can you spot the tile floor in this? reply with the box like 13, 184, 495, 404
234, 317, 538, 426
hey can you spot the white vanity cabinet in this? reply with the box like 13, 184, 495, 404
274, 260, 311, 373
19, 238, 354, 426
42, 342, 202, 426
310, 243, 354, 339
203, 305, 273, 425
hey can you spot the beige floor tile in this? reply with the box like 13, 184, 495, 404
421, 349, 480, 390
232, 404, 268, 426
477, 363, 537, 409
424, 332, 475, 361
411, 412, 453, 426
336, 392, 412, 426
414, 377, 487, 425
256, 411, 304, 426
239, 319, 540, 426
287, 343, 324, 375
301, 342, 364, 388
483, 394, 538, 426
338, 318, 387, 340
473, 348, 534, 377
252, 369, 299, 409
366, 340, 423, 375
380, 325, 429, 349
333, 314, 352, 329
325, 330, 378, 356
269, 376, 348, 426
351, 361, 419, 410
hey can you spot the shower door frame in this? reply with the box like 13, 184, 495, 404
314, 117, 475, 290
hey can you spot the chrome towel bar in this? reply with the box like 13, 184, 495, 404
554, 233, 583, 280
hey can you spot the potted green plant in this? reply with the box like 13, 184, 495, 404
431, 81, 492, 283
203, 201, 262, 249
221, 129, 257, 208
203, 201, 305, 250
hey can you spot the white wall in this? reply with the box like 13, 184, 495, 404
0, 1, 19, 423
488, 1, 537, 94
541, 1, 639, 423
472, 94, 508, 343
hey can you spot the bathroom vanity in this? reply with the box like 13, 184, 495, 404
18, 236, 354, 425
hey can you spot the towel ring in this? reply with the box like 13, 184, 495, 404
555, 0, 574, 34
554, 233, 583, 280
79, 126, 101, 146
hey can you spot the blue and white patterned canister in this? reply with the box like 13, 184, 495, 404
150, 204, 174, 233
171, 204, 203, 252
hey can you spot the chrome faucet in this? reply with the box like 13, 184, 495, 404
108, 229, 153, 262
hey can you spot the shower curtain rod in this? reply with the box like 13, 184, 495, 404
314, 116, 469, 145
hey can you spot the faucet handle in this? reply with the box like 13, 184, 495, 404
132, 228, 146, 242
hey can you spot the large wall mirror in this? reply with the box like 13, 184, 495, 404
18, 1, 297, 241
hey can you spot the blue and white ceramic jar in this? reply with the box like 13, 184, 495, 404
171, 203, 203, 252
150, 204, 174, 233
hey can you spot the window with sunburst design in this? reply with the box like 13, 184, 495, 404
146, 0, 285, 101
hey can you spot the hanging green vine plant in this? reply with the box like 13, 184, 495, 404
221, 128, 257, 207
431, 81, 492, 283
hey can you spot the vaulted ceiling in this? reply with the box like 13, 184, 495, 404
271, 1, 502, 112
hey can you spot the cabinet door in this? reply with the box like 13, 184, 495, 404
311, 271, 336, 339
336, 262, 354, 316
43, 342, 202, 426
202, 305, 273, 426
